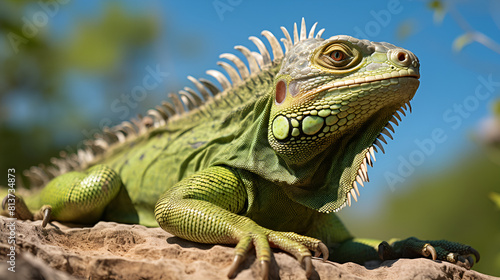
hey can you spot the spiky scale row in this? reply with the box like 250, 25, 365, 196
344, 101, 412, 209
23, 18, 326, 188
25, 19, 413, 224
22, 17, 414, 219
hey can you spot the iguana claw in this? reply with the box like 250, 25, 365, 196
422, 243, 437, 260
470, 247, 480, 263
303, 256, 313, 278
378, 243, 385, 260
260, 260, 269, 280
465, 255, 475, 268
228, 253, 254, 279
41, 206, 52, 228
227, 255, 243, 278
314, 242, 329, 260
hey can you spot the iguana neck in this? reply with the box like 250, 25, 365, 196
218, 89, 385, 213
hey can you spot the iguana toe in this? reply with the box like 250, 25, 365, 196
227, 235, 252, 278
1, 194, 34, 220
448, 253, 476, 269
465, 255, 475, 268
427, 239, 480, 268
378, 241, 398, 260
226, 228, 326, 279
456, 254, 467, 266
267, 231, 326, 277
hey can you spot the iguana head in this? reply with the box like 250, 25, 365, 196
268, 33, 419, 212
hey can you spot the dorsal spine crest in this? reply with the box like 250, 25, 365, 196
23, 18, 325, 188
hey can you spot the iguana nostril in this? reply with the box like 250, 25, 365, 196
397, 52, 408, 62
389, 49, 412, 67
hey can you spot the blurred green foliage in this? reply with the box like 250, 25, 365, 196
428, 0, 500, 54
491, 192, 500, 209
64, 3, 158, 72
0, 0, 159, 186
428, 0, 446, 23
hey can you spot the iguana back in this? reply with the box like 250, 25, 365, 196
96, 63, 280, 225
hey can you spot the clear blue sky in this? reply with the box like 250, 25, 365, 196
7, 0, 500, 213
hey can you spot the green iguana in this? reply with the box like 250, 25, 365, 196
2, 19, 479, 279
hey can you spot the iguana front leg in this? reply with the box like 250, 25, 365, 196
154, 166, 328, 279
2, 164, 122, 226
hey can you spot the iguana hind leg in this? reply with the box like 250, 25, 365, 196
2, 164, 121, 226
333, 237, 480, 269
378, 237, 480, 268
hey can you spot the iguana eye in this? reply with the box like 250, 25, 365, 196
312, 41, 362, 72
330, 50, 345, 61
322, 46, 352, 67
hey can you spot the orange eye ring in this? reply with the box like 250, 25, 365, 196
330, 50, 345, 61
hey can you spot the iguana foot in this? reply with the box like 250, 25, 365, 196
2, 164, 122, 226
378, 237, 480, 269
2, 194, 34, 220
227, 229, 328, 279
2, 194, 54, 228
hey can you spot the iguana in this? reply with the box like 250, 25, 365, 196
2, 19, 479, 279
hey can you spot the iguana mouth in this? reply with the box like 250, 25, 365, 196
305, 73, 420, 99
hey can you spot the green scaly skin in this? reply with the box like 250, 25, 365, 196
2, 20, 479, 278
